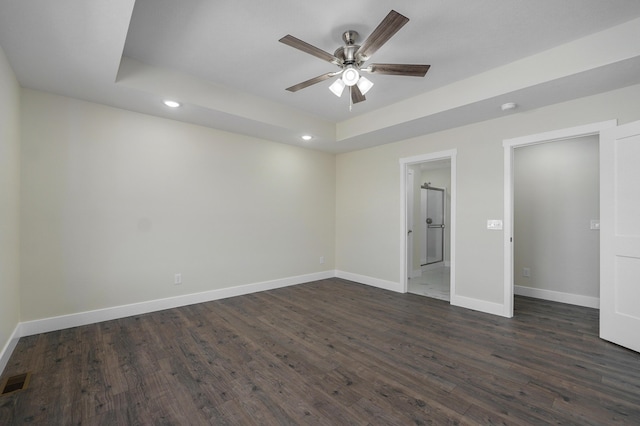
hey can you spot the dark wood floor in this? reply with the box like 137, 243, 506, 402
1, 278, 639, 425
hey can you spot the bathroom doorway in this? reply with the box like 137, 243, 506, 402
401, 151, 456, 302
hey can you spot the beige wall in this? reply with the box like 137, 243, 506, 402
6, 71, 640, 340
336, 83, 640, 307
0, 45, 21, 352
514, 136, 599, 297
19, 89, 336, 321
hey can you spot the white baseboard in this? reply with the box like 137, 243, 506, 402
19, 270, 335, 338
514, 285, 599, 309
451, 294, 509, 317
4, 270, 551, 376
335, 270, 402, 293
0, 324, 21, 376
337, 270, 507, 319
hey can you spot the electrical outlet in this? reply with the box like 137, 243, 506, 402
174, 273, 182, 285
320, 256, 325, 264
523, 267, 531, 278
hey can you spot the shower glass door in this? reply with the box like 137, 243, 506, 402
422, 186, 445, 265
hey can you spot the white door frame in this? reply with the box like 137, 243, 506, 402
400, 149, 457, 295
502, 120, 617, 318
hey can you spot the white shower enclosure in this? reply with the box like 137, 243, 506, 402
420, 184, 445, 266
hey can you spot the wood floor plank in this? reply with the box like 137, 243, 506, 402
1, 279, 640, 424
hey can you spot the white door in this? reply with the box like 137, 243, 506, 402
407, 169, 414, 280
600, 120, 640, 353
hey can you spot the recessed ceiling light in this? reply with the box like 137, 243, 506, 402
501, 102, 517, 111
301, 135, 313, 141
163, 100, 181, 108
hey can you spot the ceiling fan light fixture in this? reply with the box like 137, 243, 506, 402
356, 76, 374, 95
329, 78, 346, 97
341, 66, 360, 86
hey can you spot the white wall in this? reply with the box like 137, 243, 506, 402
19, 89, 336, 321
514, 136, 599, 298
0, 44, 21, 365
336, 84, 640, 309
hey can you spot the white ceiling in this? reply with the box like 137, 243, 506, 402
2, 0, 640, 153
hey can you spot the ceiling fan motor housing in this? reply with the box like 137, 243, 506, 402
335, 30, 363, 67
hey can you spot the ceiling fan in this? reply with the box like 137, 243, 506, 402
279, 10, 430, 107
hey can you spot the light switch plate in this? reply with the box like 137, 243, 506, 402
590, 220, 600, 230
487, 220, 503, 230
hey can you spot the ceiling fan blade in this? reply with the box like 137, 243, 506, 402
279, 35, 342, 65
351, 85, 366, 104
286, 72, 335, 92
368, 63, 431, 77
356, 10, 409, 61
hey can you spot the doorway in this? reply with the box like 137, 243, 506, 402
513, 136, 600, 308
400, 150, 456, 302
502, 120, 616, 317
